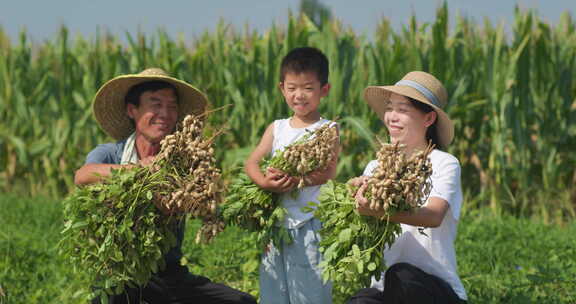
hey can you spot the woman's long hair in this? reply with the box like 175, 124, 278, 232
407, 97, 442, 150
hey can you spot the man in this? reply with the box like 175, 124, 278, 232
75, 68, 256, 304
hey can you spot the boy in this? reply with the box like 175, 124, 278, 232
245, 47, 339, 304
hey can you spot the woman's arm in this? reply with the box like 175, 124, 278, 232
355, 183, 449, 228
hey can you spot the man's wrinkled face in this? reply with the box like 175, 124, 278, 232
127, 88, 179, 144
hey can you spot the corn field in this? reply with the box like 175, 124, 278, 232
0, 5, 575, 222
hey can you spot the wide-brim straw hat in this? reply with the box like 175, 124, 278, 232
364, 71, 454, 148
93, 68, 208, 141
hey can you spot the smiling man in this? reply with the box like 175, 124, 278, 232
74, 68, 257, 304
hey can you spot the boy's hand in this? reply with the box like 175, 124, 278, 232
260, 167, 297, 193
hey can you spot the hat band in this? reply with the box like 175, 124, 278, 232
395, 80, 441, 108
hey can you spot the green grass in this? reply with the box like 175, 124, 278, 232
0, 195, 86, 303
0, 194, 574, 303
457, 210, 576, 303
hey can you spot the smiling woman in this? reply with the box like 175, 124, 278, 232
382, 93, 437, 153
348, 71, 467, 304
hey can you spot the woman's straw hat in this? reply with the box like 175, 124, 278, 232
364, 71, 454, 148
93, 68, 208, 140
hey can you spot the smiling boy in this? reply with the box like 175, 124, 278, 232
245, 47, 339, 304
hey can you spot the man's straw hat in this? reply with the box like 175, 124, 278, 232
93, 68, 208, 140
364, 71, 454, 148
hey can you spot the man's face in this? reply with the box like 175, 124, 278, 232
127, 88, 179, 144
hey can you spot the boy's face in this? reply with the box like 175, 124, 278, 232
280, 71, 330, 120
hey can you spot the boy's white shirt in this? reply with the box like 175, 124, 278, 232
272, 118, 335, 229
364, 149, 467, 300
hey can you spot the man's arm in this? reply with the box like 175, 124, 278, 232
74, 142, 154, 186
74, 156, 155, 185
74, 163, 127, 185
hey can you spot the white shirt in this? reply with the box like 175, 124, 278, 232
364, 149, 467, 300
272, 118, 335, 229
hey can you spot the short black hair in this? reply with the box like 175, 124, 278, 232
280, 47, 329, 86
125, 81, 178, 107
407, 97, 442, 150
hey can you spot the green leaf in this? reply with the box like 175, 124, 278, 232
300, 206, 315, 213
338, 228, 352, 243
352, 244, 361, 258
357, 261, 364, 274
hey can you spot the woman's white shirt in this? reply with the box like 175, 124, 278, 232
364, 149, 467, 300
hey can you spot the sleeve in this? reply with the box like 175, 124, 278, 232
428, 156, 463, 220
329, 120, 339, 130
330, 120, 340, 142
271, 119, 280, 157
362, 160, 379, 177
85, 143, 118, 165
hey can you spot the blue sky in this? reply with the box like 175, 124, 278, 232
1, 0, 575, 42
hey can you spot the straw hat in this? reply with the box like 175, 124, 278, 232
364, 71, 454, 148
93, 68, 208, 140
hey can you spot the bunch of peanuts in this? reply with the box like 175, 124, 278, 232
364, 142, 434, 213
271, 122, 338, 188
153, 114, 224, 242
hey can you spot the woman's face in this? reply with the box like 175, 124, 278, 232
383, 92, 436, 148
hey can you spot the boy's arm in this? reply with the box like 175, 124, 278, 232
245, 123, 297, 193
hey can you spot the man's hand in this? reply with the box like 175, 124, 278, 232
139, 155, 156, 167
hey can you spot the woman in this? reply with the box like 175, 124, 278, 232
347, 71, 467, 304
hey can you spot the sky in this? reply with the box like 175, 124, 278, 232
1, 0, 575, 43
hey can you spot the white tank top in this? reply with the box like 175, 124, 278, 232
272, 118, 335, 229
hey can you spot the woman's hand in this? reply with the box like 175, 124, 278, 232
347, 176, 368, 187
348, 176, 369, 199
355, 182, 385, 218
